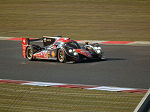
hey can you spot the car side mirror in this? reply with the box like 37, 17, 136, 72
85, 42, 89, 45
54, 44, 58, 47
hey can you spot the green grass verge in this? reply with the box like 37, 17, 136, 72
0, 83, 145, 112
0, 0, 150, 41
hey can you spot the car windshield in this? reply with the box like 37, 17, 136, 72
66, 41, 81, 49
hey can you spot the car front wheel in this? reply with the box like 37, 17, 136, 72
57, 49, 66, 63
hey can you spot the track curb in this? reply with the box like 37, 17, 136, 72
0, 79, 147, 93
0, 37, 150, 46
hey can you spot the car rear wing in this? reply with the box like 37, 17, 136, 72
22, 38, 30, 58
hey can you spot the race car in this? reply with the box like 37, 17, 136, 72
22, 36, 104, 63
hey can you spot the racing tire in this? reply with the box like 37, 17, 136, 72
98, 55, 102, 61
98, 54, 106, 61
26, 46, 34, 61
57, 49, 67, 63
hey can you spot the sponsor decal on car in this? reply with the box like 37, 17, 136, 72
48, 51, 50, 58
75, 49, 92, 58
51, 51, 55, 57
22, 38, 27, 58
34, 50, 48, 58
41, 52, 43, 56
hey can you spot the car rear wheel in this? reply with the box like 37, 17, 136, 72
26, 46, 34, 61
57, 49, 66, 63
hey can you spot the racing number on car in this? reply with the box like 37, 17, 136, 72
48, 51, 56, 58
51, 51, 55, 57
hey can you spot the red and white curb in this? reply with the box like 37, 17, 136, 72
0, 79, 147, 93
0, 37, 150, 46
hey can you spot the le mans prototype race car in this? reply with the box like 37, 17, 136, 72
22, 36, 104, 63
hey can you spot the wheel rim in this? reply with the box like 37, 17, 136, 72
27, 49, 32, 59
58, 49, 64, 62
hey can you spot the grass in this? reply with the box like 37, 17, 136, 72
0, 83, 145, 112
0, 0, 150, 41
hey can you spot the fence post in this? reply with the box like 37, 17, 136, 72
134, 88, 150, 112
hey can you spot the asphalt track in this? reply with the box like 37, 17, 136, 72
0, 40, 150, 89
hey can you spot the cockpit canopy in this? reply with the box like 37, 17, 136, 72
43, 37, 56, 47
65, 41, 81, 49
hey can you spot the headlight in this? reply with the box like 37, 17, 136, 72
94, 46, 101, 49
69, 49, 73, 53
68, 49, 78, 56
97, 50, 101, 54
98, 47, 101, 49
94, 47, 98, 49
93, 46, 102, 54
73, 52, 78, 56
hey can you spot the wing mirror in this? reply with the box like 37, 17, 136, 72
85, 42, 89, 45
54, 44, 58, 47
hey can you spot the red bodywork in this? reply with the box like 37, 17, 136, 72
55, 37, 72, 43
21, 37, 102, 62
33, 51, 49, 59
75, 49, 92, 58
22, 38, 27, 58
22, 37, 92, 59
